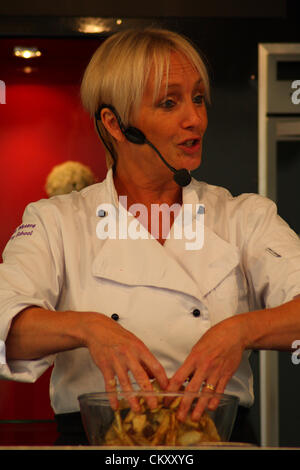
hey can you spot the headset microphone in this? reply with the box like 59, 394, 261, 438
95, 105, 192, 187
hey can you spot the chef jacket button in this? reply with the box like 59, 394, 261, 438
111, 313, 119, 321
192, 308, 201, 318
98, 209, 107, 217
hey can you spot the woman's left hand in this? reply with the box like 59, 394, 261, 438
166, 315, 247, 421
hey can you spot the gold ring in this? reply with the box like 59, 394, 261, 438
108, 378, 116, 387
205, 383, 215, 391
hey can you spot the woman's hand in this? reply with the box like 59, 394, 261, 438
6, 307, 169, 411
82, 313, 169, 411
166, 316, 247, 421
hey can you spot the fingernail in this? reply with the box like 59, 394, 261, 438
208, 398, 219, 410
177, 411, 185, 422
132, 403, 140, 413
148, 398, 158, 409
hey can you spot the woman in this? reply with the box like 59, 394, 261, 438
1, 28, 300, 445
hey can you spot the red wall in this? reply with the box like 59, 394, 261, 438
0, 38, 107, 420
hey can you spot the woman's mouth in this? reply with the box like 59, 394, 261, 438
178, 138, 201, 154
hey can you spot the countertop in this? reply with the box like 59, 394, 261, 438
1, 422, 299, 456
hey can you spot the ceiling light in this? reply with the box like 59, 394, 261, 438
14, 46, 42, 59
77, 18, 111, 34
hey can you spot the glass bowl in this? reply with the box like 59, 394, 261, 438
78, 390, 239, 446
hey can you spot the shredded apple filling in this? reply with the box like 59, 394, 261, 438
103, 387, 221, 446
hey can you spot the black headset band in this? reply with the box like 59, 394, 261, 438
96, 104, 126, 132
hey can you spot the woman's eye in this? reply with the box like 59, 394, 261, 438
160, 99, 176, 109
193, 94, 204, 105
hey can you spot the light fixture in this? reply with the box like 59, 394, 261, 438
23, 66, 33, 74
77, 18, 111, 34
14, 46, 42, 59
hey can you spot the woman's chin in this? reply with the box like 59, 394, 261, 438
179, 157, 202, 172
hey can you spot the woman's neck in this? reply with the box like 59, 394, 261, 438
113, 164, 183, 246
113, 165, 182, 208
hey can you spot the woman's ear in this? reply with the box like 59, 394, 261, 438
100, 108, 126, 143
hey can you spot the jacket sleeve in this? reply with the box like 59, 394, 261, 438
242, 194, 300, 310
0, 199, 65, 382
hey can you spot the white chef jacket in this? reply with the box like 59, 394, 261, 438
1, 168, 300, 415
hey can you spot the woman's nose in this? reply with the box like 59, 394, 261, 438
181, 102, 204, 129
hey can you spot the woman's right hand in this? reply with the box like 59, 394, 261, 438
81, 312, 169, 411
6, 307, 168, 411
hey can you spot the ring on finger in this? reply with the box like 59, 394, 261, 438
204, 383, 215, 391
108, 378, 116, 387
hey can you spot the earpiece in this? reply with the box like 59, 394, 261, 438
123, 126, 146, 145
97, 105, 146, 144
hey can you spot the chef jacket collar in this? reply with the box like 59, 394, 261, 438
92, 170, 240, 300
104, 168, 204, 219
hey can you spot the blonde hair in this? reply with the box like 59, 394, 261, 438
80, 28, 210, 169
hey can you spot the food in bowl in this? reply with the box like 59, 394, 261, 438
78, 387, 239, 446
104, 394, 221, 446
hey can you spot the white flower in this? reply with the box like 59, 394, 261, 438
45, 161, 96, 197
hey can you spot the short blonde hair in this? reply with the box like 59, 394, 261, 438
80, 28, 210, 169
